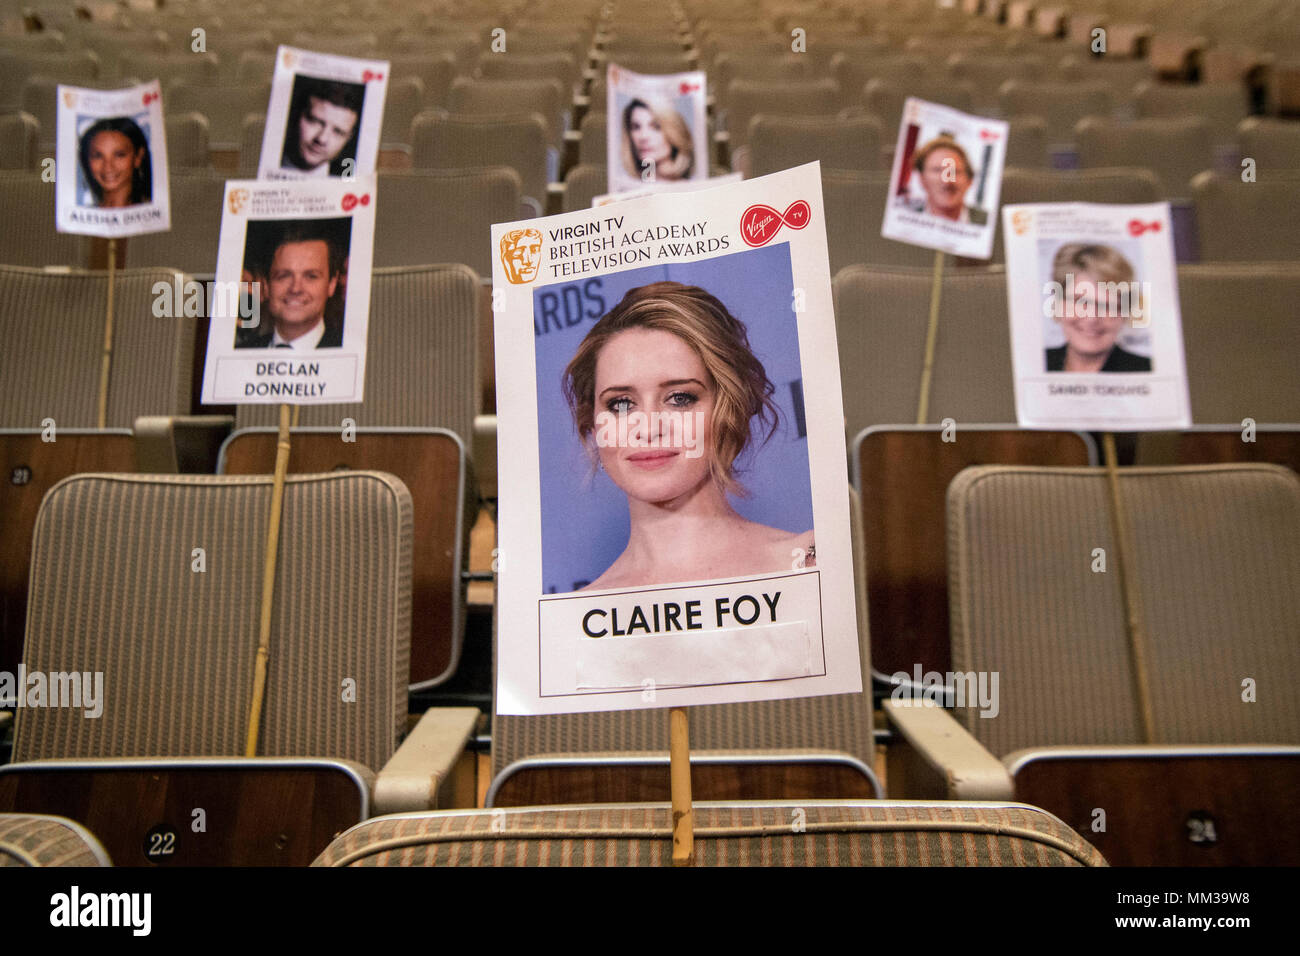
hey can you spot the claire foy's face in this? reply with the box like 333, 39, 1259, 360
592, 327, 716, 505
1059, 270, 1124, 359
88, 130, 143, 204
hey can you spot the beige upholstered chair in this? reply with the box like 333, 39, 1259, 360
449, 77, 568, 150
0, 472, 478, 865
833, 265, 1016, 434
821, 170, 936, 274
379, 76, 426, 147
313, 801, 1107, 866
1191, 171, 1300, 264
747, 114, 885, 178
222, 264, 483, 689
1236, 116, 1300, 171
723, 79, 841, 152
124, 170, 226, 273
1133, 81, 1251, 147
164, 112, 211, 170
1178, 263, 1300, 423
486, 490, 882, 807
886, 464, 1300, 864
369, 169, 522, 277
167, 82, 269, 146
0, 173, 89, 267
998, 80, 1114, 144
560, 163, 607, 211
411, 110, 550, 212
0, 814, 111, 867
389, 52, 457, 110
0, 111, 39, 170
1075, 117, 1215, 199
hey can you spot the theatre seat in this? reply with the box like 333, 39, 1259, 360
854, 426, 1094, 687
886, 464, 1300, 865
313, 801, 1107, 866
0, 813, 111, 867
833, 264, 1015, 433
0, 265, 198, 679
0, 472, 479, 866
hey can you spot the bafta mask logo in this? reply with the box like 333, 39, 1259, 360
228, 188, 251, 215
500, 228, 543, 284
1011, 210, 1032, 236
63, 90, 77, 109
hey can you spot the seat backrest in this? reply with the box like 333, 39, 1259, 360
477, 51, 578, 91
164, 111, 211, 169
946, 464, 1300, 756
999, 80, 1114, 143
389, 51, 457, 109
1075, 117, 1215, 199
312, 801, 1107, 866
561, 163, 607, 211
833, 264, 1016, 435
855, 427, 1093, 681
13, 471, 412, 770
167, 82, 270, 144
232, 263, 481, 445
368, 168, 520, 276
379, 76, 426, 145
1178, 262, 1300, 422
0, 111, 38, 170
0, 813, 111, 866
0, 264, 192, 427
1191, 170, 1300, 263
1236, 117, 1300, 172
748, 113, 884, 178
123, 170, 225, 274
821, 169, 937, 274
1134, 80, 1250, 146
410, 110, 549, 207
725, 79, 841, 150
449, 77, 565, 147
1003, 116, 1050, 169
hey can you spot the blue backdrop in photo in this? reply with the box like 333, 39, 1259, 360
534, 242, 812, 593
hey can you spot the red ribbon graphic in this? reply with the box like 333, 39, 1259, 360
1127, 219, 1162, 236
740, 200, 811, 247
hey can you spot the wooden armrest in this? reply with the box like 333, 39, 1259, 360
882, 698, 1013, 800
373, 707, 479, 814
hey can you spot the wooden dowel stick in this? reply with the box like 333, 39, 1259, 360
670, 706, 694, 866
1101, 432, 1155, 743
96, 238, 117, 429
915, 249, 945, 425
245, 403, 293, 757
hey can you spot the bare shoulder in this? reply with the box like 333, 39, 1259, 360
746, 522, 816, 571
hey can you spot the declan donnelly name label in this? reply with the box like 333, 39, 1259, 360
492, 163, 861, 715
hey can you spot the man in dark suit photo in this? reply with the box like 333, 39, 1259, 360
280, 76, 364, 178
235, 222, 346, 349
